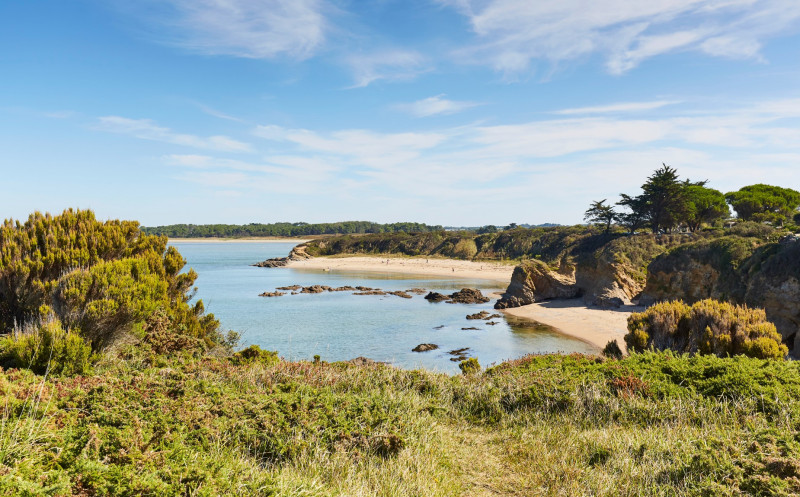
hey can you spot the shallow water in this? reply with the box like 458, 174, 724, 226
173, 241, 597, 373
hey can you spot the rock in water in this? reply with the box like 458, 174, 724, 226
347, 357, 387, 366
494, 260, 578, 309
258, 291, 285, 297
252, 257, 289, 268
424, 292, 449, 302
412, 343, 438, 352
466, 311, 490, 320
301, 285, 331, 293
448, 288, 490, 304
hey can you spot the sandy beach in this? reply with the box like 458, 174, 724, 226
287, 255, 515, 283
502, 299, 643, 351
169, 237, 311, 243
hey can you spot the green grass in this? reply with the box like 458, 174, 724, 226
2, 351, 800, 495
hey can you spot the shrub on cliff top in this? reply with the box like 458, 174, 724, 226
626, 299, 787, 359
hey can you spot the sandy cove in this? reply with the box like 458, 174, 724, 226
170, 238, 312, 243
502, 299, 644, 351
287, 255, 515, 283
287, 255, 641, 351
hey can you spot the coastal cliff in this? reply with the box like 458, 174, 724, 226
495, 234, 687, 309
640, 235, 800, 355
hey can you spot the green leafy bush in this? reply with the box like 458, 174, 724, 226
231, 344, 280, 366
459, 357, 481, 375
0, 319, 94, 375
626, 299, 788, 359
0, 209, 221, 354
602, 339, 623, 359
730, 220, 776, 239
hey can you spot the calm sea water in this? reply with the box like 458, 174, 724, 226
172, 241, 597, 373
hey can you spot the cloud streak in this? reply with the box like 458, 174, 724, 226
131, 0, 327, 60
97, 116, 253, 152
394, 95, 481, 117
345, 50, 428, 88
440, 0, 800, 75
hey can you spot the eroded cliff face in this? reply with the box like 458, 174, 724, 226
495, 234, 683, 310
639, 236, 800, 356
494, 259, 578, 309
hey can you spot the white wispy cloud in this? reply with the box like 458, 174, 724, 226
241, 98, 800, 220
345, 50, 428, 87
156, 98, 800, 223
394, 95, 481, 117
163, 153, 337, 194
440, 0, 800, 75
97, 116, 252, 152
553, 100, 681, 115
130, 0, 327, 60
193, 103, 246, 123
253, 124, 446, 168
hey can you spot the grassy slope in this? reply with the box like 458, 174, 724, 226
3, 352, 800, 496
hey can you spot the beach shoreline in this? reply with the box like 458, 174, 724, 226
502, 299, 642, 351
286, 255, 515, 283
169, 237, 311, 243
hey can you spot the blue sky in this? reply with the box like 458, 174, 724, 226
2, 0, 800, 226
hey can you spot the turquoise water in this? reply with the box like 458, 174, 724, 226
172, 241, 597, 373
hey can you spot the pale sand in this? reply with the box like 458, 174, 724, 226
169, 237, 311, 243
502, 298, 644, 351
287, 255, 515, 283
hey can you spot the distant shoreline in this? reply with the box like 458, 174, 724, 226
169, 237, 311, 243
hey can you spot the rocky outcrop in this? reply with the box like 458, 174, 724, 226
252, 258, 288, 268
347, 356, 387, 366
252, 244, 311, 268
426, 289, 490, 304
258, 291, 285, 297
301, 285, 331, 294
448, 288, 490, 304
412, 343, 438, 352
575, 260, 641, 308
424, 292, 449, 302
494, 259, 579, 309
447, 347, 470, 361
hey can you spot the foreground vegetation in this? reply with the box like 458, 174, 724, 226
2, 350, 800, 496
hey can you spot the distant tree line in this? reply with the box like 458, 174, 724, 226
585, 164, 800, 234
141, 221, 444, 238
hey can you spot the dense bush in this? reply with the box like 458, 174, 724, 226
730, 220, 778, 239
626, 299, 788, 359
0, 209, 222, 362
0, 318, 94, 375
231, 344, 280, 366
